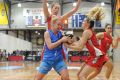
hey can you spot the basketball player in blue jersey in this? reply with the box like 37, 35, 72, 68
35, 15, 70, 80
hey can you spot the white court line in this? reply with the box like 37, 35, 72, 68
67, 66, 80, 70
36, 66, 81, 70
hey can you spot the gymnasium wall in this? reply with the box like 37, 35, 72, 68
11, 3, 42, 28
0, 32, 32, 52
11, 1, 111, 29
0, 1, 9, 28
62, 1, 112, 28
11, 2, 60, 29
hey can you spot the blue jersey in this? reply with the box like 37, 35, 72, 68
43, 30, 63, 61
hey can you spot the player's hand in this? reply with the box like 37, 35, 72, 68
67, 37, 74, 44
61, 36, 68, 43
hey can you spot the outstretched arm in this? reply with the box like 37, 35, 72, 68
61, 0, 81, 21
42, 0, 50, 20
112, 36, 119, 49
65, 30, 90, 51
96, 32, 104, 40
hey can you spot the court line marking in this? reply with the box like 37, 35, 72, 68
36, 66, 81, 70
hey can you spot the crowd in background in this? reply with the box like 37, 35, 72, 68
0, 49, 41, 61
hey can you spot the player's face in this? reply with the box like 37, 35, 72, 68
54, 19, 60, 29
105, 25, 112, 33
82, 19, 89, 30
51, 4, 60, 15
52, 16, 61, 31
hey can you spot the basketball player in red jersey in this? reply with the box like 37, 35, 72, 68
65, 17, 108, 80
41, 0, 81, 61
87, 23, 119, 80
43, 0, 81, 30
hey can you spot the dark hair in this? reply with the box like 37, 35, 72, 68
86, 18, 95, 29
89, 20, 94, 28
105, 23, 111, 28
51, 2, 60, 9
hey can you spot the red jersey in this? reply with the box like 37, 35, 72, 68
85, 30, 108, 70
100, 32, 112, 53
85, 30, 104, 56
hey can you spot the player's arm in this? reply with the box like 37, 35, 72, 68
96, 32, 104, 40
42, 0, 50, 20
112, 36, 119, 49
65, 30, 90, 51
60, 0, 81, 22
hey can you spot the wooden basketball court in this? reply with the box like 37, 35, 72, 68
0, 61, 120, 80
